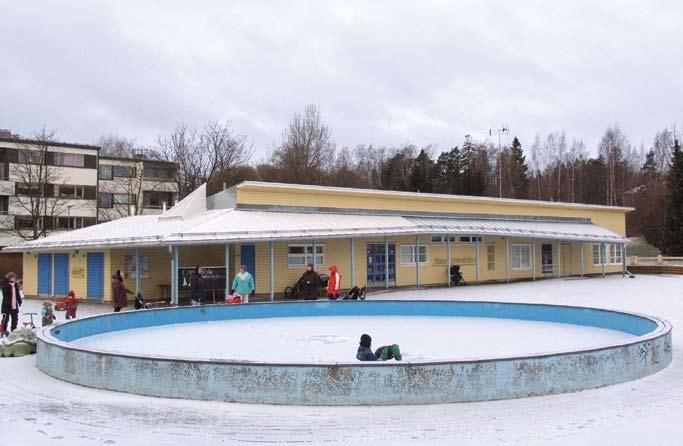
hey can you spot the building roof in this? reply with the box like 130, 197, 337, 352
0, 136, 100, 151
234, 181, 635, 212
4, 184, 626, 252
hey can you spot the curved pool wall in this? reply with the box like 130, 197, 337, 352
36, 301, 672, 406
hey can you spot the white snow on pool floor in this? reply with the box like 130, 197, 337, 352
73, 315, 634, 362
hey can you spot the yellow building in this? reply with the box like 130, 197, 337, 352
9, 181, 631, 303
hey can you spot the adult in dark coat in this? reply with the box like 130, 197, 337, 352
298, 263, 321, 300
189, 267, 206, 305
1, 272, 22, 332
111, 274, 132, 312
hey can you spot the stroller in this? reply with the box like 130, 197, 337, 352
134, 292, 152, 310
450, 265, 466, 286
342, 286, 366, 301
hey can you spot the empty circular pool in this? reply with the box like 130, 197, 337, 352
36, 300, 672, 405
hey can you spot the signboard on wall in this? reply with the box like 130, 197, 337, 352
71, 267, 85, 279
178, 266, 226, 291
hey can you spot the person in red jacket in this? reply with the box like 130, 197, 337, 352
65, 290, 78, 319
327, 265, 341, 300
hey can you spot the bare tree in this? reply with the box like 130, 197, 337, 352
11, 128, 69, 240
270, 104, 336, 185
98, 134, 137, 158
157, 122, 251, 198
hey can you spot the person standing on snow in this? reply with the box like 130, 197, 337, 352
298, 263, 321, 300
1, 272, 22, 332
232, 265, 255, 303
111, 273, 133, 312
327, 265, 341, 300
189, 266, 206, 306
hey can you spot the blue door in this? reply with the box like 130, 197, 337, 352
87, 252, 105, 300
240, 245, 256, 287
366, 243, 396, 287
38, 254, 52, 296
53, 253, 69, 296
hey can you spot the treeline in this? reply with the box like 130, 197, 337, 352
98, 104, 682, 253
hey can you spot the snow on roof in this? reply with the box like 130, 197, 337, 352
4, 208, 626, 252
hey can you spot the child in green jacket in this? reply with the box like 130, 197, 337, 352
232, 265, 255, 303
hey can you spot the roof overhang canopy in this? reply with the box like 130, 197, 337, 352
4, 209, 626, 253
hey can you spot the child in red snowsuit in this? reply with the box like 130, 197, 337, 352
65, 290, 78, 319
327, 265, 341, 300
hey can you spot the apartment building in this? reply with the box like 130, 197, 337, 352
97, 156, 178, 221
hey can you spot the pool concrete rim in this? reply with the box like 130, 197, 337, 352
37, 300, 672, 368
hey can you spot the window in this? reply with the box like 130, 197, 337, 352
511, 244, 532, 270
124, 255, 151, 279
56, 217, 84, 230
113, 165, 135, 177
458, 236, 483, 243
431, 235, 457, 244
99, 165, 113, 180
143, 164, 175, 180
16, 182, 42, 196
143, 190, 175, 208
0, 196, 8, 214
54, 152, 84, 167
113, 193, 133, 205
487, 245, 496, 271
287, 244, 325, 268
400, 245, 428, 265
98, 192, 112, 208
17, 150, 44, 163
610, 244, 623, 265
58, 185, 85, 198
592, 244, 607, 266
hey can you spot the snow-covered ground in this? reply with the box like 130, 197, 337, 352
4, 275, 683, 445
74, 315, 634, 362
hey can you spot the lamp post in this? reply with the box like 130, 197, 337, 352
489, 126, 510, 198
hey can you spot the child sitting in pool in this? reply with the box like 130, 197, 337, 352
356, 334, 402, 361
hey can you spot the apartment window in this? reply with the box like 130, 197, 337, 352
54, 152, 84, 167
16, 216, 41, 229
113, 166, 135, 177
58, 185, 85, 198
143, 190, 174, 208
458, 236, 483, 243
610, 244, 623, 265
143, 164, 175, 180
113, 193, 133, 205
400, 244, 428, 265
487, 245, 496, 271
287, 244, 325, 268
592, 244, 607, 266
98, 192, 112, 208
16, 182, 42, 196
56, 216, 84, 230
0, 196, 8, 214
431, 235, 457, 244
99, 165, 113, 180
17, 150, 44, 164
511, 244, 532, 270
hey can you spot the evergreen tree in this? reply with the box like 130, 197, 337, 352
641, 148, 658, 183
409, 149, 435, 192
662, 139, 683, 255
508, 137, 529, 198
432, 146, 463, 194
461, 137, 486, 196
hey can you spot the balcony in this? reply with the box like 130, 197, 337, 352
0, 179, 13, 196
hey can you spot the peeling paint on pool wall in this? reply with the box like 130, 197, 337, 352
36, 301, 672, 406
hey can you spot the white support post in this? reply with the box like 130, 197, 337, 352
579, 242, 584, 277
172, 246, 179, 305
447, 235, 452, 287
135, 247, 140, 295
415, 234, 420, 288
269, 241, 274, 301
350, 238, 355, 287
312, 240, 317, 271
621, 242, 626, 277
557, 240, 562, 278
225, 244, 230, 295
384, 237, 389, 289
531, 238, 536, 281
601, 242, 606, 278
505, 237, 510, 284
475, 236, 480, 285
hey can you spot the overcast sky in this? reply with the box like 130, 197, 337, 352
2, 1, 682, 160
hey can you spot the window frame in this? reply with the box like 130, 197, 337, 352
487, 244, 496, 271
609, 244, 623, 265
399, 244, 429, 265
113, 193, 132, 205
99, 165, 113, 180
287, 244, 325, 268
112, 165, 136, 178
511, 244, 532, 270
53, 152, 85, 168
592, 244, 607, 266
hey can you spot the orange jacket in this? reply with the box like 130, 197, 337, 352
327, 265, 341, 295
